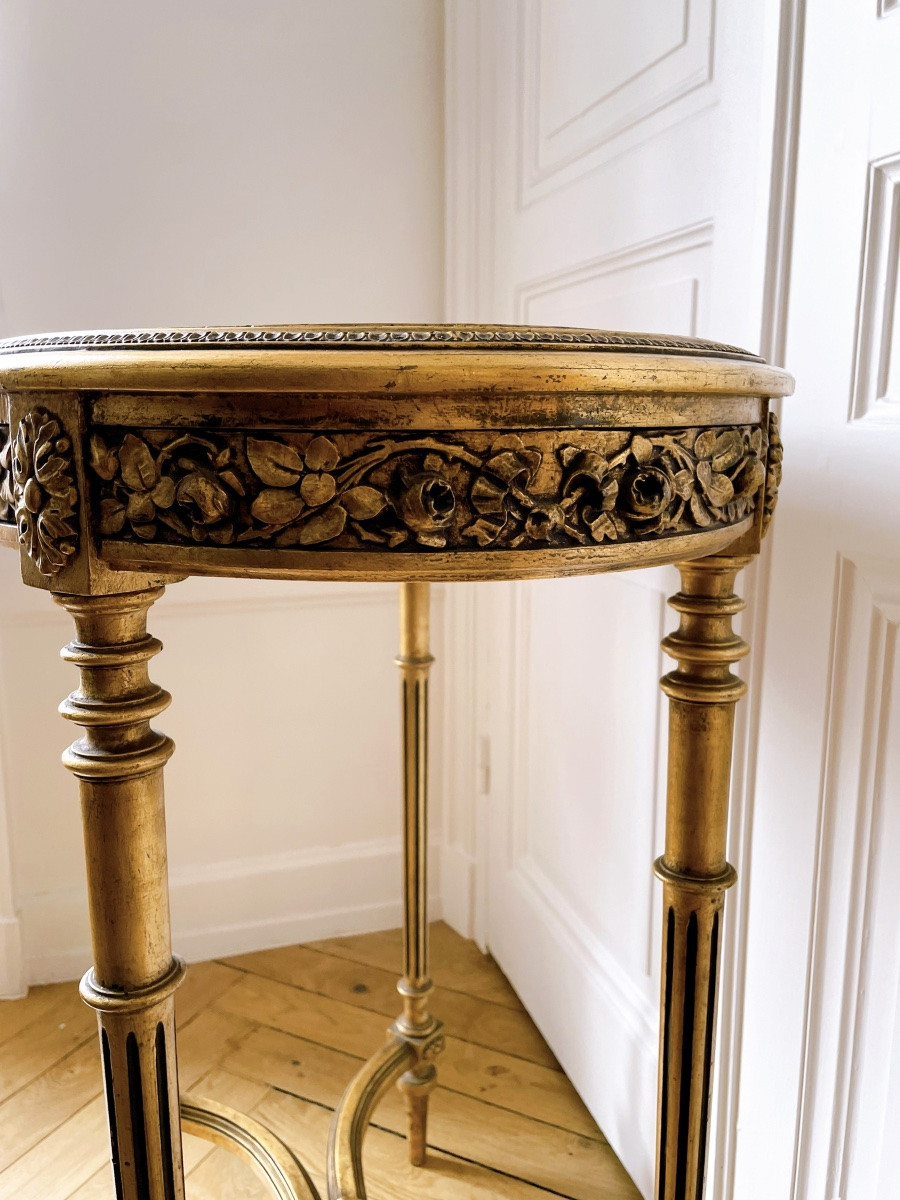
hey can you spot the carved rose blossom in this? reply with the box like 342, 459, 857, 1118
612, 435, 687, 535
394, 470, 456, 548
523, 501, 566, 542
13, 411, 78, 575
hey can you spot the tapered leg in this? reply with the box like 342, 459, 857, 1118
58, 588, 184, 1200
394, 581, 443, 1166
654, 555, 751, 1200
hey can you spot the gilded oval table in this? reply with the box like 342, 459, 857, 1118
0, 325, 792, 1200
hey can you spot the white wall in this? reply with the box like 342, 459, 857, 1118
0, 0, 446, 994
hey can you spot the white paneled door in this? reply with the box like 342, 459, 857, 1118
734, 6, 900, 1199
446, 2, 785, 1196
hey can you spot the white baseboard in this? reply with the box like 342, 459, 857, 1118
0, 915, 26, 998
20, 836, 442, 986
492, 859, 658, 1197
439, 841, 476, 939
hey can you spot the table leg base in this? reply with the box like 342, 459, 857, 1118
180, 1094, 321, 1200
398, 1062, 437, 1167
326, 1021, 445, 1200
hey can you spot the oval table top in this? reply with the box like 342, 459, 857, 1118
0, 324, 792, 588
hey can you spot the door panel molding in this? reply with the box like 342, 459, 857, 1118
850, 153, 900, 424
518, 0, 716, 204
791, 555, 900, 1199
516, 219, 713, 333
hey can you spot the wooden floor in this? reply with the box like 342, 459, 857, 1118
0, 923, 641, 1199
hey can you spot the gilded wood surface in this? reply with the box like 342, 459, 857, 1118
180, 1094, 321, 1200
654, 557, 750, 1200
58, 588, 184, 1200
394, 582, 443, 1168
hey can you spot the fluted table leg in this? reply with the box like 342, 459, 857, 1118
393, 581, 443, 1166
654, 554, 751, 1200
57, 588, 184, 1200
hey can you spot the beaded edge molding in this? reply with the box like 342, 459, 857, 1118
0, 325, 761, 360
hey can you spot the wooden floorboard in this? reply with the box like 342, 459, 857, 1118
307, 924, 527, 1011
223, 942, 559, 1071
0, 924, 641, 1200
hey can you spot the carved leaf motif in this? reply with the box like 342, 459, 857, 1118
158, 509, 192, 538
590, 512, 622, 542
733, 456, 765, 498
126, 492, 156, 522
247, 437, 304, 486
250, 488, 305, 525
151, 477, 176, 508
219, 468, 246, 497
35, 455, 72, 498
208, 524, 234, 545
690, 492, 713, 527
99, 497, 126, 535
119, 434, 158, 491
304, 436, 340, 472
710, 430, 744, 472
696, 460, 734, 507
673, 469, 695, 499
297, 503, 346, 543
350, 520, 386, 543
631, 435, 654, 465
694, 430, 718, 459
299, 472, 337, 506
343, 485, 386, 520
38, 511, 69, 540
277, 503, 347, 546
464, 516, 505, 546
89, 434, 119, 482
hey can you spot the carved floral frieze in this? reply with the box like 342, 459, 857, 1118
88, 424, 769, 554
